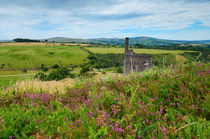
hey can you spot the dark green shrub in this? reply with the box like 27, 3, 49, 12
52, 64, 59, 69
40, 64, 48, 71
49, 52, 55, 55
42, 67, 48, 72
80, 64, 91, 74
48, 67, 70, 81
116, 67, 123, 73
40, 64, 45, 69
1, 64, 5, 69
34, 72, 47, 81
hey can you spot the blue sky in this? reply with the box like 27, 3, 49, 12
0, 0, 210, 40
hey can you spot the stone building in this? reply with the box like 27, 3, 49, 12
124, 37, 152, 74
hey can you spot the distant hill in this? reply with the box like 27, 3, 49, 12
1, 36, 210, 46
44, 37, 88, 43
45, 36, 210, 46
89, 37, 210, 46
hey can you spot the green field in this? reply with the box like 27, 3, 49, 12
0, 75, 33, 89
0, 45, 89, 70
86, 47, 194, 54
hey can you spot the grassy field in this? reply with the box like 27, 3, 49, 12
86, 47, 194, 54
0, 75, 33, 89
0, 44, 89, 70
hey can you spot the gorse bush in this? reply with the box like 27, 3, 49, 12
0, 62, 209, 138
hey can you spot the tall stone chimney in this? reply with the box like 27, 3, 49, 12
125, 37, 129, 54
124, 37, 129, 74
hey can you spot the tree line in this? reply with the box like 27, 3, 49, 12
13, 38, 40, 42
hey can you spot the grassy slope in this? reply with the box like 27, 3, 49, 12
86, 47, 194, 55
0, 63, 209, 138
0, 45, 89, 70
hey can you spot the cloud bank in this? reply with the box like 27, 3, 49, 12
0, 0, 210, 40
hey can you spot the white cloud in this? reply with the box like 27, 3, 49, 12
0, 0, 210, 40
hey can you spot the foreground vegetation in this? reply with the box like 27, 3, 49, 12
0, 62, 209, 138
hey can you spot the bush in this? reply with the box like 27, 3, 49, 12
34, 67, 75, 81
34, 72, 47, 81
1, 64, 5, 69
52, 64, 59, 69
48, 67, 71, 81
42, 67, 48, 72
80, 64, 91, 74
116, 67, 123, 73
40, 64, 48, 71
40, 64, 45, 69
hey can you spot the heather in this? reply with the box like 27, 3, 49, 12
0, 63, 209, 138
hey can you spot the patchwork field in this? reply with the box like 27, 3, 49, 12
86, 47, 194, 54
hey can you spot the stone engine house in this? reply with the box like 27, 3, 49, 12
124, 37, 152, 74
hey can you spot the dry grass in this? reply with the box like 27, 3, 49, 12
3, 72, 123, 94
11, 78, 76, 94
175, 55, 187, 63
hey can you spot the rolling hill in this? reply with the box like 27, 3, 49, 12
46, 37, 210, 46
1, 37, 210, 46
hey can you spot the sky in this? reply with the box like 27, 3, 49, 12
0, 0, 210, 40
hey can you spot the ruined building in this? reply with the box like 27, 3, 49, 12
124, 37, 152, 74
